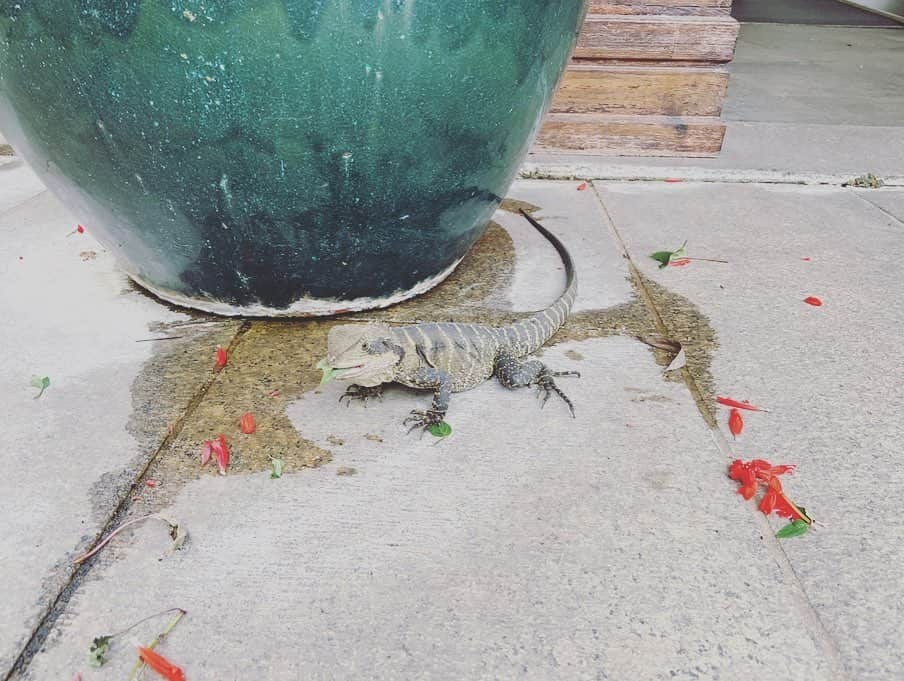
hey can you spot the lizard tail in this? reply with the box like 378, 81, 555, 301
502, 209, 578, 356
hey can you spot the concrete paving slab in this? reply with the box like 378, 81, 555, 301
0, 190, 239, 675
21, 337, 834, 681
0, 159, 46, 215
851, 187, 904, 224
499, 180, 635, 313
598, 181, 904, 680
724, 25, 904, 126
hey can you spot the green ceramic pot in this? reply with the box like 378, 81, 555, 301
0, 1, 586, 315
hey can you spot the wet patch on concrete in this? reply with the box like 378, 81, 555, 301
125, 198, 718, 498
637, 274, 720, 423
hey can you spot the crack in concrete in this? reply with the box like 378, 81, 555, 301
3, 323, 250, 681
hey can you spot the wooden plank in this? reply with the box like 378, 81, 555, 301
589, 0, 732, 12
575, 15, 739, 62
588, 4, 731, 16
535, 113, 726, 157
551, 64, 729, 117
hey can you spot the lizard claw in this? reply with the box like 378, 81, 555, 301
403, 408, 445, 435
535, 371, 576, 418
339, 384, 383, 408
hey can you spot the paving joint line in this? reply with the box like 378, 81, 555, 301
589, 182, 850, 681
3, 320, 252, 681
846, 189, 904, 227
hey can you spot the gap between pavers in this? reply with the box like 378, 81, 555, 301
596, 180, 904, 681
18, 181, 836, 680
20, 338, 834, 681
0, 183, 242, 678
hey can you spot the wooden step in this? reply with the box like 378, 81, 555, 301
535, 113, 726, 157
552, 64, 729, 117
588, 0, 732, 15
575, 14, 739, 62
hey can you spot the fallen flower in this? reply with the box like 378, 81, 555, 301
66, 224, 85, 237
728, 408, 743, 439
213, 434, 229, 475
146, 479, 156, 488
127, 609, 186, 681
803, 296, 823, 307
576, 181, 588, 191
240, 412, 256, 434
668, 257, 691, 267
801, 257, 811, 261
267, 389, 281, 398
664, 178, 682, 183
138, 647, 186, 681
728, 458, 796, 501
759, 477, 806, 521
215, 345, 227, 369
200, 440, 213, 466
716, 396, 769, 412
87, 607, 185, 669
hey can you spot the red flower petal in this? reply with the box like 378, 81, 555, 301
138, 647, 186, 681
728, 409, 743, 438
664, 178, 682, 183
759, 488, 778, 515
215, 346, 227, 369
737, 483, 757, 500
146, 479, 156, 488
240, 412, 256, 434
803, 296, 822, 307
801, 257, 811, 261
213, 434, 229, 475
576, 182, 587, 191
668, 257, 691, 267
716, 396, 768, 412
200, 440, 213, 466
76, 224, 85, 234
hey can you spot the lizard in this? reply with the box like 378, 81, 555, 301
317, 209, 579, 432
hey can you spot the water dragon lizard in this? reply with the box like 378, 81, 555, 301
318, 210, 579, 431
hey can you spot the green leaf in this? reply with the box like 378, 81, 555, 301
427, 421, 452, 438
775, 519, 810, 539
650, 241, 688, 269
649, 251, 673, 268
270, 458, 283, 479
316, 358, 337, 386
88, 635, 111, 667
30, 375, 50, 399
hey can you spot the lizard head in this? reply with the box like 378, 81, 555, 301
319, 322, 401, 387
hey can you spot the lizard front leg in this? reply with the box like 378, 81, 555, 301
402, 367, 452, 433
494, 352, 579, 418
339, 384, 384, 407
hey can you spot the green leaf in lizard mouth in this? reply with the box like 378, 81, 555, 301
316, 358, 338, 386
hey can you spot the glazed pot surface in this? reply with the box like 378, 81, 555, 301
0, 1, 586, 315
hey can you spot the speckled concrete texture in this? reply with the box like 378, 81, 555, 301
0, 182, 241, 674
599, 181, 904, 680
5, 174, 901, 679
19, 339, 833, 681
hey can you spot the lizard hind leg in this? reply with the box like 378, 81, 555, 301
494, 353, 580, 418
